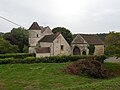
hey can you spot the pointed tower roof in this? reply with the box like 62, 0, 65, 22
29, 22, 41, 30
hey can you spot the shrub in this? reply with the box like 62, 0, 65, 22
64, 59, 110, 78
88, 45, 95, 55
0, 53, 35, 59
24, 57, 36, 63
0, 55, 107, 64
95, 55, 107, 63
0, 38, 19, 54
0, 58, 19, 64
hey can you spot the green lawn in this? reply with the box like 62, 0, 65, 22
0, 62, 120, 90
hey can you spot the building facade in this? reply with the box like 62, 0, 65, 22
71, 34, 104, 56
29, 22, 71, 57
29, 22, 104, 57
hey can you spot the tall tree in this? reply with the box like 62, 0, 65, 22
3, 27, 28, 53
0, 32, 4, 38
52, 27, 73, 44
0, 38, 18, 54
11, 27, 28, 52
3, 32, 18, 45
105, 32, 120, 55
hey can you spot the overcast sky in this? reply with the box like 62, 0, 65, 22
0, 0, 120, 34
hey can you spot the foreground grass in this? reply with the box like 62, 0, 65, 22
0, 62, 120, 90
60, 77, 120, 90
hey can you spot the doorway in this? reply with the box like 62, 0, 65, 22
73, 46, 81, 55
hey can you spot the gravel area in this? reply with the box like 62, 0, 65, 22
105, 57, 120, 63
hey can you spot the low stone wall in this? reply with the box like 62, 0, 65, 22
36, 53, 50, 58
105, 57, 120, 63
94, 45, 104, 55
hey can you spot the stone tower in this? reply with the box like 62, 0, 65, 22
28, 22, 42, 53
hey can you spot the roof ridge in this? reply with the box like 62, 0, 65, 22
29, 22, 41, 30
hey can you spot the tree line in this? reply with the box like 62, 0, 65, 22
0, 27, 28, 53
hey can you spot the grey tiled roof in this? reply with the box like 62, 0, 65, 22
29, 22, 41, 30
38, 34, 57, 42
72, 34, 86, 44
80, 34, 104, 45
73, 34, 104, 45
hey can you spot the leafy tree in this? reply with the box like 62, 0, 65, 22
105, 32, 120, 55
97, 33, 108, 42
23, 45, 29, 53
0, 32, 4, 38
88, 45, 95, 55
3, 27, 28, 53
3, 32, 18, 45
0, 38, 19, 54
52, 27, 73, 44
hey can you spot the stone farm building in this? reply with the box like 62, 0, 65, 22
29, 22, 104, 57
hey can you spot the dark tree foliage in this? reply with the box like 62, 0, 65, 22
0, 38, 18, 54
52, 27, 73, 44
105, 32, 120, 55
11, 27, 28, 53
0, 32, 4, 37
96, 33, 108, 42
3, 32, 18, 45
3, 27, 28, 53
88, 45, 95, 55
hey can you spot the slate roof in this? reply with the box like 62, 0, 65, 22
38, 34, 57, 42
41, 26, 49, 33
73, 34, 104, 45
36, 47, 50, 53
80, 34, 104, 45
72, 34, 86, 44
38, 32, 60, 42
29, 22, 51, 34
29, 22, 41, 30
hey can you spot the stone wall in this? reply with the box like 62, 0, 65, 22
71, 44, 89, 55
38, 42, 53, 56
36, 53, 50, 58
94, 45, 104, 55
53, 34, 71, 56
29, 30, 42, 47
42, 27, 53, 36
29, 46, 36, 54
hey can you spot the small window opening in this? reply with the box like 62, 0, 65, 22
37, 34, 39, 37
61, 45, 64, 50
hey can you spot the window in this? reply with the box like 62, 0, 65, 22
61, 45, 64, 50
37, 34, 39, 37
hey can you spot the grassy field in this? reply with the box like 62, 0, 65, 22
0, 62, 120, 90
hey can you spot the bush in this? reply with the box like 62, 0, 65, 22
0, 58, 19, 64
0, 53, 35, 59
23, 57, 36, 63
0, 38, 19, 54
64, 59, 110, 78
95, 55, 107, 63
0, 55, 107, 64
88, 45, 95, 55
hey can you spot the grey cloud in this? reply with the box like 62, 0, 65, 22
0, 0, 120, 33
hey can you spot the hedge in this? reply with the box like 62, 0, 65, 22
0, 53, 35, 59
0, 55, 107, 64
